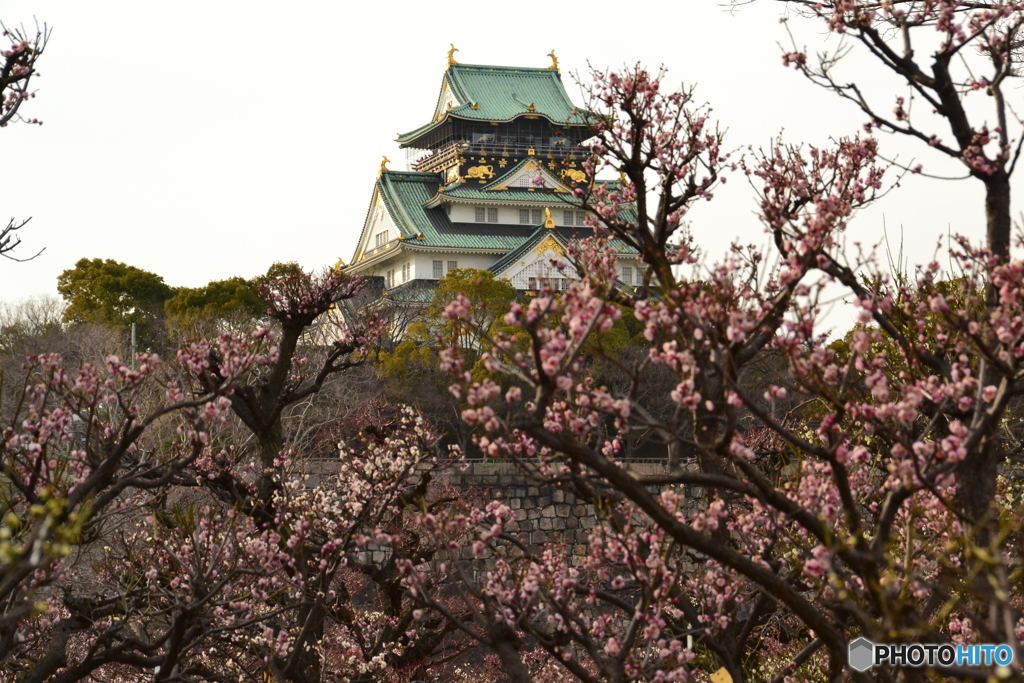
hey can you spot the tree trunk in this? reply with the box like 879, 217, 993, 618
959, 171, 1013, 528
985, 171, 1012, 262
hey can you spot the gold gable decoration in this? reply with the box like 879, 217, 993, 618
532, 234, 565, 258
543, 207, 555, 229
447, 44, 459, 66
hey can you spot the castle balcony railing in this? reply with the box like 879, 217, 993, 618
412, 139, 593, 172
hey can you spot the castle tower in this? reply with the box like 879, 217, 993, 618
345, 51, 642, 298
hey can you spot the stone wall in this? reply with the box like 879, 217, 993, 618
431, 461, 700, 566
343, 459, 704, 567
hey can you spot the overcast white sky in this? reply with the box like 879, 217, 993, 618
0, 1, 1007, 317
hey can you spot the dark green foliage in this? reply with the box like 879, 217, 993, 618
164, 277, 265, 321
56, 258, 174, 348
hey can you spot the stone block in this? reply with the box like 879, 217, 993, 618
540, 517, 554, 530
531, 531, 546, 545
555, 505, 570, 518
552, 490, 565, 503
541, 506, 556, 518
528, 508, 541, 520
538, 496, 552, 507
522, 499, 536, 509
552, 518, 566, 530
565, 517, 578, 529
527, 487, 540, 496
510, 498, 521, 509
514, 509, 528, 521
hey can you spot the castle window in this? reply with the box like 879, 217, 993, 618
531, 209, 542, 224
563, 210, 574, 226
519, 209, 531, 225
475, 207, 486, 222
448, 260, 458, 272
433, 260, 443, 278
528, 277, 537, 290
576, 211, 587, 226
386, 269, 394, 288
487, 207, 498, 223
621, 266, 633, 285
375, 231, 388, 247
402, 262, 411, 282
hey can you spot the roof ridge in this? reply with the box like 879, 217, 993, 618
449, 63, 557, 73
380, 169, 440, 180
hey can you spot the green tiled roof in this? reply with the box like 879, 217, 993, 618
376, 171, 439, 239
490, 226, 639, 275
436, 186, 575, 203
384, 279, 438, 303
356, 171, 641, 270
398, 64, 586, 145
375, 171, 541, 251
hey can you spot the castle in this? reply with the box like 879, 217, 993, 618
344, 49, 642, 300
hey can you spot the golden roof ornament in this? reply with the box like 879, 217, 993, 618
544, 207, 555, 229
547, 50, 559, 73
378, 156, 390, 176
447, 44, 459, 67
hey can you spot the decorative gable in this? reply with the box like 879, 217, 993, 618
432, 82, 461, 122
497, 235, 579, 290
486, 158, 571, 191
354, 195, 402, 263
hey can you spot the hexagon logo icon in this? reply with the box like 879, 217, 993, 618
848, 637, 875, 672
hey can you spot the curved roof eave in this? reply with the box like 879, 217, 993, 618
397, 111, 587, 148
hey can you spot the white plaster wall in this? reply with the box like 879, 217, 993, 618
365, 200, 397, 246
449, 204, 478, 223
412, 252, 498, 278
366, 255, 409, 284
450, 203, 587, 226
